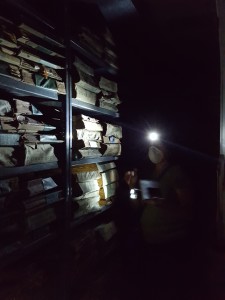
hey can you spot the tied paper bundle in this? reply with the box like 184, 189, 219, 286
24, 144, 58, 165
98, 76, 121, 112
102, 27, 119, 69
73, 115, 103, 158
77, 26, 104, 58
97, 162, 119, 204
22, 177, 61, 212
72, 164, 101, 217
0, 17, 18, 49
0, 115, 56, 133
13, 99, 43, 116
25, 177, 58, 197
0, 60, 21, 80
72, 114, 103, 132
0, 99, 11, 116
20, 177, 59, 211
75, 68, 101, 93
73, 57, 98, 105
100, 123, 122, 156
73, 129, 102, 150
0, 147, 19, 167
0, 177, 19, 196
17, 28, 64, 58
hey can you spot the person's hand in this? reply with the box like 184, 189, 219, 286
124, 169, 138, 189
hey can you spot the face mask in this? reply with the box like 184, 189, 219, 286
148, 146, 164, 164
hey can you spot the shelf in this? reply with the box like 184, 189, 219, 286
72, 156, 118, 166
0, 133, 64, 145
0, 74, 59, 100
72, 99, 119, 118
70, 40, 118, 77
0, 232, 56, 269
0, 162, 59, 179
70, 205, 112, 230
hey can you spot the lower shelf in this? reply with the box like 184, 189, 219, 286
0, 232, 57, 269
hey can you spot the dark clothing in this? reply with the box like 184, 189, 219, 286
140, 164, 193, 244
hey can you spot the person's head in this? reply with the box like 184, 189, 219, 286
148, 142, 168, 165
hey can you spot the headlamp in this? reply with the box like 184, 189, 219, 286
148, 131, 160, 142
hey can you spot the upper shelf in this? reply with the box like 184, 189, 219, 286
0, 74, 59, 100
0, 162, 59, 179
72, 99, 119, 118
70, 40, 118, 78
72, 156, 119, 166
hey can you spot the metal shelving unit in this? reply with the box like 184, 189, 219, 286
0, 162, 60, 179
72, 99, 119, 118
0, 74, 59, 100
0, 0, 121, 272
72, 156, 118, 166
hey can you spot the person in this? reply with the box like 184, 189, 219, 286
123, 141, 195, 299
125, 141, 194, 245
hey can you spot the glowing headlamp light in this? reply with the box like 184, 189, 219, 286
148, 131, 160, 142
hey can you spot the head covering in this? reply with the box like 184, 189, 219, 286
148, 145, 164, 164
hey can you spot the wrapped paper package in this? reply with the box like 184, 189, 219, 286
101, 143, 121, 156
97, 163, 119, 200
97, 162, 116, 173
75, 85, 97, 105
17, 49, 63, 70
74, 139, 101, 149
24, 144, 58, 165
0, 115, 56, 133
77, 26, 104, 58
26, 177, 58, 197
75, 69, 101, 93
73, 56, 94, 76
73, 114, 103, 132
72, 164, 101, 197
0, 147, 18, 167
99, 77, 118, 93
73, 196, 101, 218
75, 148, 102, 159
103, 123, 122, 139
0, 99, 11, 116
21, 69, 35, 85
0, 177, 18, 196
17, 28, 64, 58
0, 22, 17, 48
0, 61, 21, 80
18, 22, 64, 48
74, 129, 102, 142
13, 99, 32, 115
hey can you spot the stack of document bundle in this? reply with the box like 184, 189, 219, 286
101, 122, 122, 156
72, 114, 103, 159
102, 27, 119, 69
74, 56, 101, 105
98, 76, 121, 112
22, 177, 62, 212
72, 163, 102, 218
0, 98, 60, 166
0, 16, 66, 94
97, 162, 119, 205
77, 26, 104, 58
